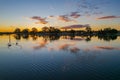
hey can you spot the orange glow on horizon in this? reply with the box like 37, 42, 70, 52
0, 24, 120, 32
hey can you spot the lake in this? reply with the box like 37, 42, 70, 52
0, 34, 120, 80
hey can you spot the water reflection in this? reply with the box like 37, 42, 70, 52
14, 34, 21, 40
42, 35, 60, 42
85, 36, 92, 42
8, 34, 12, 48
70, 47, 80, 53
98, 35, 118, 41
33, 39, 48, 50
58, 43, 74, 51
0, 34, 120, 80
8, 34, 22, 49
7, 34, 120, 52
22, 34, 29, 40
12, 34, 118, 42
95, 46, 120, 50
31, 34, 38, 40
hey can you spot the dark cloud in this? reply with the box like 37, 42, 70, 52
70, 12, 81, 18
31, 16, 48, 24
61, 24, 90, 29
97, 16, 120, 20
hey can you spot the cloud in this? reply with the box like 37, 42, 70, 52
70, 47, 80, 53
48, 15, 54, 18
58, 43, 74, 51
95, 46, 120, 50
57, 15, 75, 22
30, 12, 80, 24
97, 16, 120, 20
61, 24, 90, 29
76, 0, 109, 16
33, 39, 48, 50
57, 12, 80, 22
72, 37, 85, 41
59, 44, 70, 50
58, 43, 80, 53
70, 12, 81, 18
31, 16, 48, 24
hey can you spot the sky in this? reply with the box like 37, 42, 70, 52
0, 0, 120, 32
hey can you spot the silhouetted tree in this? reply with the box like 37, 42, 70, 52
42, 27, 49, 32
70, 29, 75, 33
14, 28, 21, 33
49, 27, 55, 32
110, 29, 118, 34
98, 28, 118, 35
22, 28, 29, 34
31, 27, 38, 34
41, 26, 60, 34
86, 26, 91, 33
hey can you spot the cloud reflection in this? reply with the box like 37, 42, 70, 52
70, 47, 80, 53
58, 43, 81, 53
33, 39, 48, 50
95, 46, 120, 50
58, 43, 74, 51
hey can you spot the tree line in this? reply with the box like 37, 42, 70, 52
14, 27, 60, 34
13, 26, 118, 36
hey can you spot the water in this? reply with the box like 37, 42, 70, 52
0, 34, 120, 80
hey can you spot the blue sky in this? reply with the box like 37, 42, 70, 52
0, 0, 120, 31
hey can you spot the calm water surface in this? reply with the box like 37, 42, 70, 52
0, 34, 120, 80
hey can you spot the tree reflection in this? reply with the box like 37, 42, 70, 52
14, 34, 21, 40
8, 34, 12, 48
69, 34, 75, 40
22, 34, 29, 40
98, 35, 117, 41
8, 34, 22, 49
31, 34, 38, 41
85, 35, 92, 42
13, 33, 118, 42
42, 34, 60, 42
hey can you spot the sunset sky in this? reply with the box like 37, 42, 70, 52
0, 0, 120, 32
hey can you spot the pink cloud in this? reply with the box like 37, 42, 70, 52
70, 12, 81, 18
97, 16, 120, 20
33, 39, 48, 49
58, 43, 74, 50
57, 15, 75, 22
94, 46, 120, 50
70, 47, 80, 53
31, 16, 48, 24
61, 24, 90, 29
